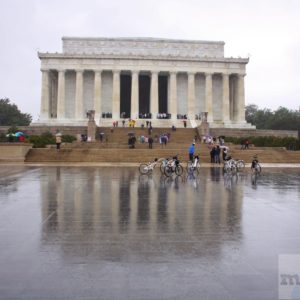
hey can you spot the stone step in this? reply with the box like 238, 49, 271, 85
25, 147, 300, 163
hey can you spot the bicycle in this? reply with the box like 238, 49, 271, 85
236, 159, 245, 171
139, 158, 158, 175
159, 157, 171, 175
186, 155, 201, 176
251, 156, 262, 174
223, 156, 237, 174
164, 155, 183, 177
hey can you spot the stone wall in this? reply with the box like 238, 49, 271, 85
0, 143, 33, 162
62, 37, 225, 59
0, 126, 87, 136
1, 126, 297, 139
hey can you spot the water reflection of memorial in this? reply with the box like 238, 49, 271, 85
41, 168, 243, 261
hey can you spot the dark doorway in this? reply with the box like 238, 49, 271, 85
139, 75, 150, 116
120, 74, 131, 118
158, 75, 168, 113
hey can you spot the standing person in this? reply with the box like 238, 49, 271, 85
222, 147, 228, 162
56, 134, 62, 151
163, 134, 168, 147
214, 145, 221, 164
240, 139, 245, 150
245, 139, 249, 149
188, 143, 195, 161
99, 132, 104, 142
122, 119, 125, 127
148, 136, 153, 149
183, 120, 187, 128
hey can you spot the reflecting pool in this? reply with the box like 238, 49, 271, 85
0, 166, 299, 300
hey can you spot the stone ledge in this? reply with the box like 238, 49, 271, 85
0, 143, 33, 162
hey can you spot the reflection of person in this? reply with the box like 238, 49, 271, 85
56, 135, 62, 150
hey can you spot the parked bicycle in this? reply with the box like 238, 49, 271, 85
164, 155, 183, 177
139, 158, 158, 175
251, 155, 261, 174
236, 159, 245, 171
159, 157, 171, 175
224, 156, 245, 173
223, 156, 237, 173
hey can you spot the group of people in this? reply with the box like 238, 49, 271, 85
159, 133, 170, 148
241, 139, 250, 149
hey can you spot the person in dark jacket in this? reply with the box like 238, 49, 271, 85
148, 136, 153, 149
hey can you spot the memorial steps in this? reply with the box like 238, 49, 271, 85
24, 128, 300, 164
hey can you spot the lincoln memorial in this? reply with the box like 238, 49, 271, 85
37, 37, 252, 128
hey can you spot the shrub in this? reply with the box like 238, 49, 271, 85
225, 136, 300, 150
7, 126, 19, 134
27, 132, 76, 148
62, 135, 76, 143
28, 131, 55, 148
0, 133, 6, 142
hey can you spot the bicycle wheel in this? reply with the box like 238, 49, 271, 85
175, 165, 183, 176
164, 166, 173, 177
237, 160, 245, 171
160, 161, 167, 174
224, 163, 231, 173
139, 163, 149, 175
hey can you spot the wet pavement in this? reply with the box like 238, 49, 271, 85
0, 166, 299, 300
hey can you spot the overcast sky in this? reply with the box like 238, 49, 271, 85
1, 0, 299, 121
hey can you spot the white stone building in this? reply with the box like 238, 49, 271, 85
37, 37, 252, 128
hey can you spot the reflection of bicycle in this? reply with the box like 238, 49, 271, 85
186, 155, 200, 176
139, 158, 158, 175
164, 156, 183, 177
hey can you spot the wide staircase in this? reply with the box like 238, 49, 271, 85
25, 127, 300, 164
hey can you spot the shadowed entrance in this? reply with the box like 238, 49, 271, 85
138, 75, 150, 117
158, 75, 168, 114
120, 74, 131, 118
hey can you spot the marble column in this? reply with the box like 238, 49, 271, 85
57, 70, 65, 119
131, 70, 139, 119
112, 70, 121, 120
222, 73, 230, 122
169, 72, 177, 121
93, 70, 102, 122
75, 70, 84, 119
187, 72, 195, 120
150, 71, 158, 119
40, 69, 50, 120
205, 73, 213, 122
236, 74, 246, 122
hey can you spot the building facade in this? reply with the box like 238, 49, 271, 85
37, 37, 252, 128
